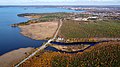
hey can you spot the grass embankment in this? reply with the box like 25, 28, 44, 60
20, 41, 120, 67
50, 44, 90, 52
59, 20, 120, 38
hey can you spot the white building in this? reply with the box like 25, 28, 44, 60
74, 17, 88, 21
56, 37, 64, 42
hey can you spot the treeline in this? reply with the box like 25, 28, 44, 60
11, 20, 38, 27
12, 12, 72, 27
17, 12, 72, 18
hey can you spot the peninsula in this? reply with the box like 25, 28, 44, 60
10, 6, 120, 67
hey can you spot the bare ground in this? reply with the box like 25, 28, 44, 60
24, 16, 41, 19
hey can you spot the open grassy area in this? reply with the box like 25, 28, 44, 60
19, 21, 58, 40
59, 20, 120, 38
20, 41, 120, 67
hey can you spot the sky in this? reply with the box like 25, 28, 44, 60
0, 0, 120, 5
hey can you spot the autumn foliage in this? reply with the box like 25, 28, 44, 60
20, 41, 120, 67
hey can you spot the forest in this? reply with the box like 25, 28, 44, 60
20, 41, 120, 67
59, 20, 120, 38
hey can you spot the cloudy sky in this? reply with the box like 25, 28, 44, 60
0, 0, 120, 5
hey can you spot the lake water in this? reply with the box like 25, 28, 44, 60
0, 6, 82, 55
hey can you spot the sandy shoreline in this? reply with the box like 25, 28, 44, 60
0, 47, 34, 67
24, 16, 41, 19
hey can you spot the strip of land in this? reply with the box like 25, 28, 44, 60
50, 44, 90, 52
0, 47, 34, 67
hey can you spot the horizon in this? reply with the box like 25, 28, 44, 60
0, 0, 120, 5
0, 4, 120, 6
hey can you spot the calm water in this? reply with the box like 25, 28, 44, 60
0, 7, 82, 55
46, 41, 108, 53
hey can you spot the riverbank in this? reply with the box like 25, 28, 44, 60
50, 44, 90, 52
0, 47, 34, 67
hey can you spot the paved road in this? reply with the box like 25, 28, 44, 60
15, 19, 63, 67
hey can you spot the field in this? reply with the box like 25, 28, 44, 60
20, 41, 120, 67
19, 21, 58, 40
59, 20, 120, 38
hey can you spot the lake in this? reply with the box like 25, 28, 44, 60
0, 6, 83, 55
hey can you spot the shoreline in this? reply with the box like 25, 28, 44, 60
0, 47, 35, 67
0, 14, 59, 66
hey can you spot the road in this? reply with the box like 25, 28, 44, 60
53, 19, 63, 39
15, 19, 63, 67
